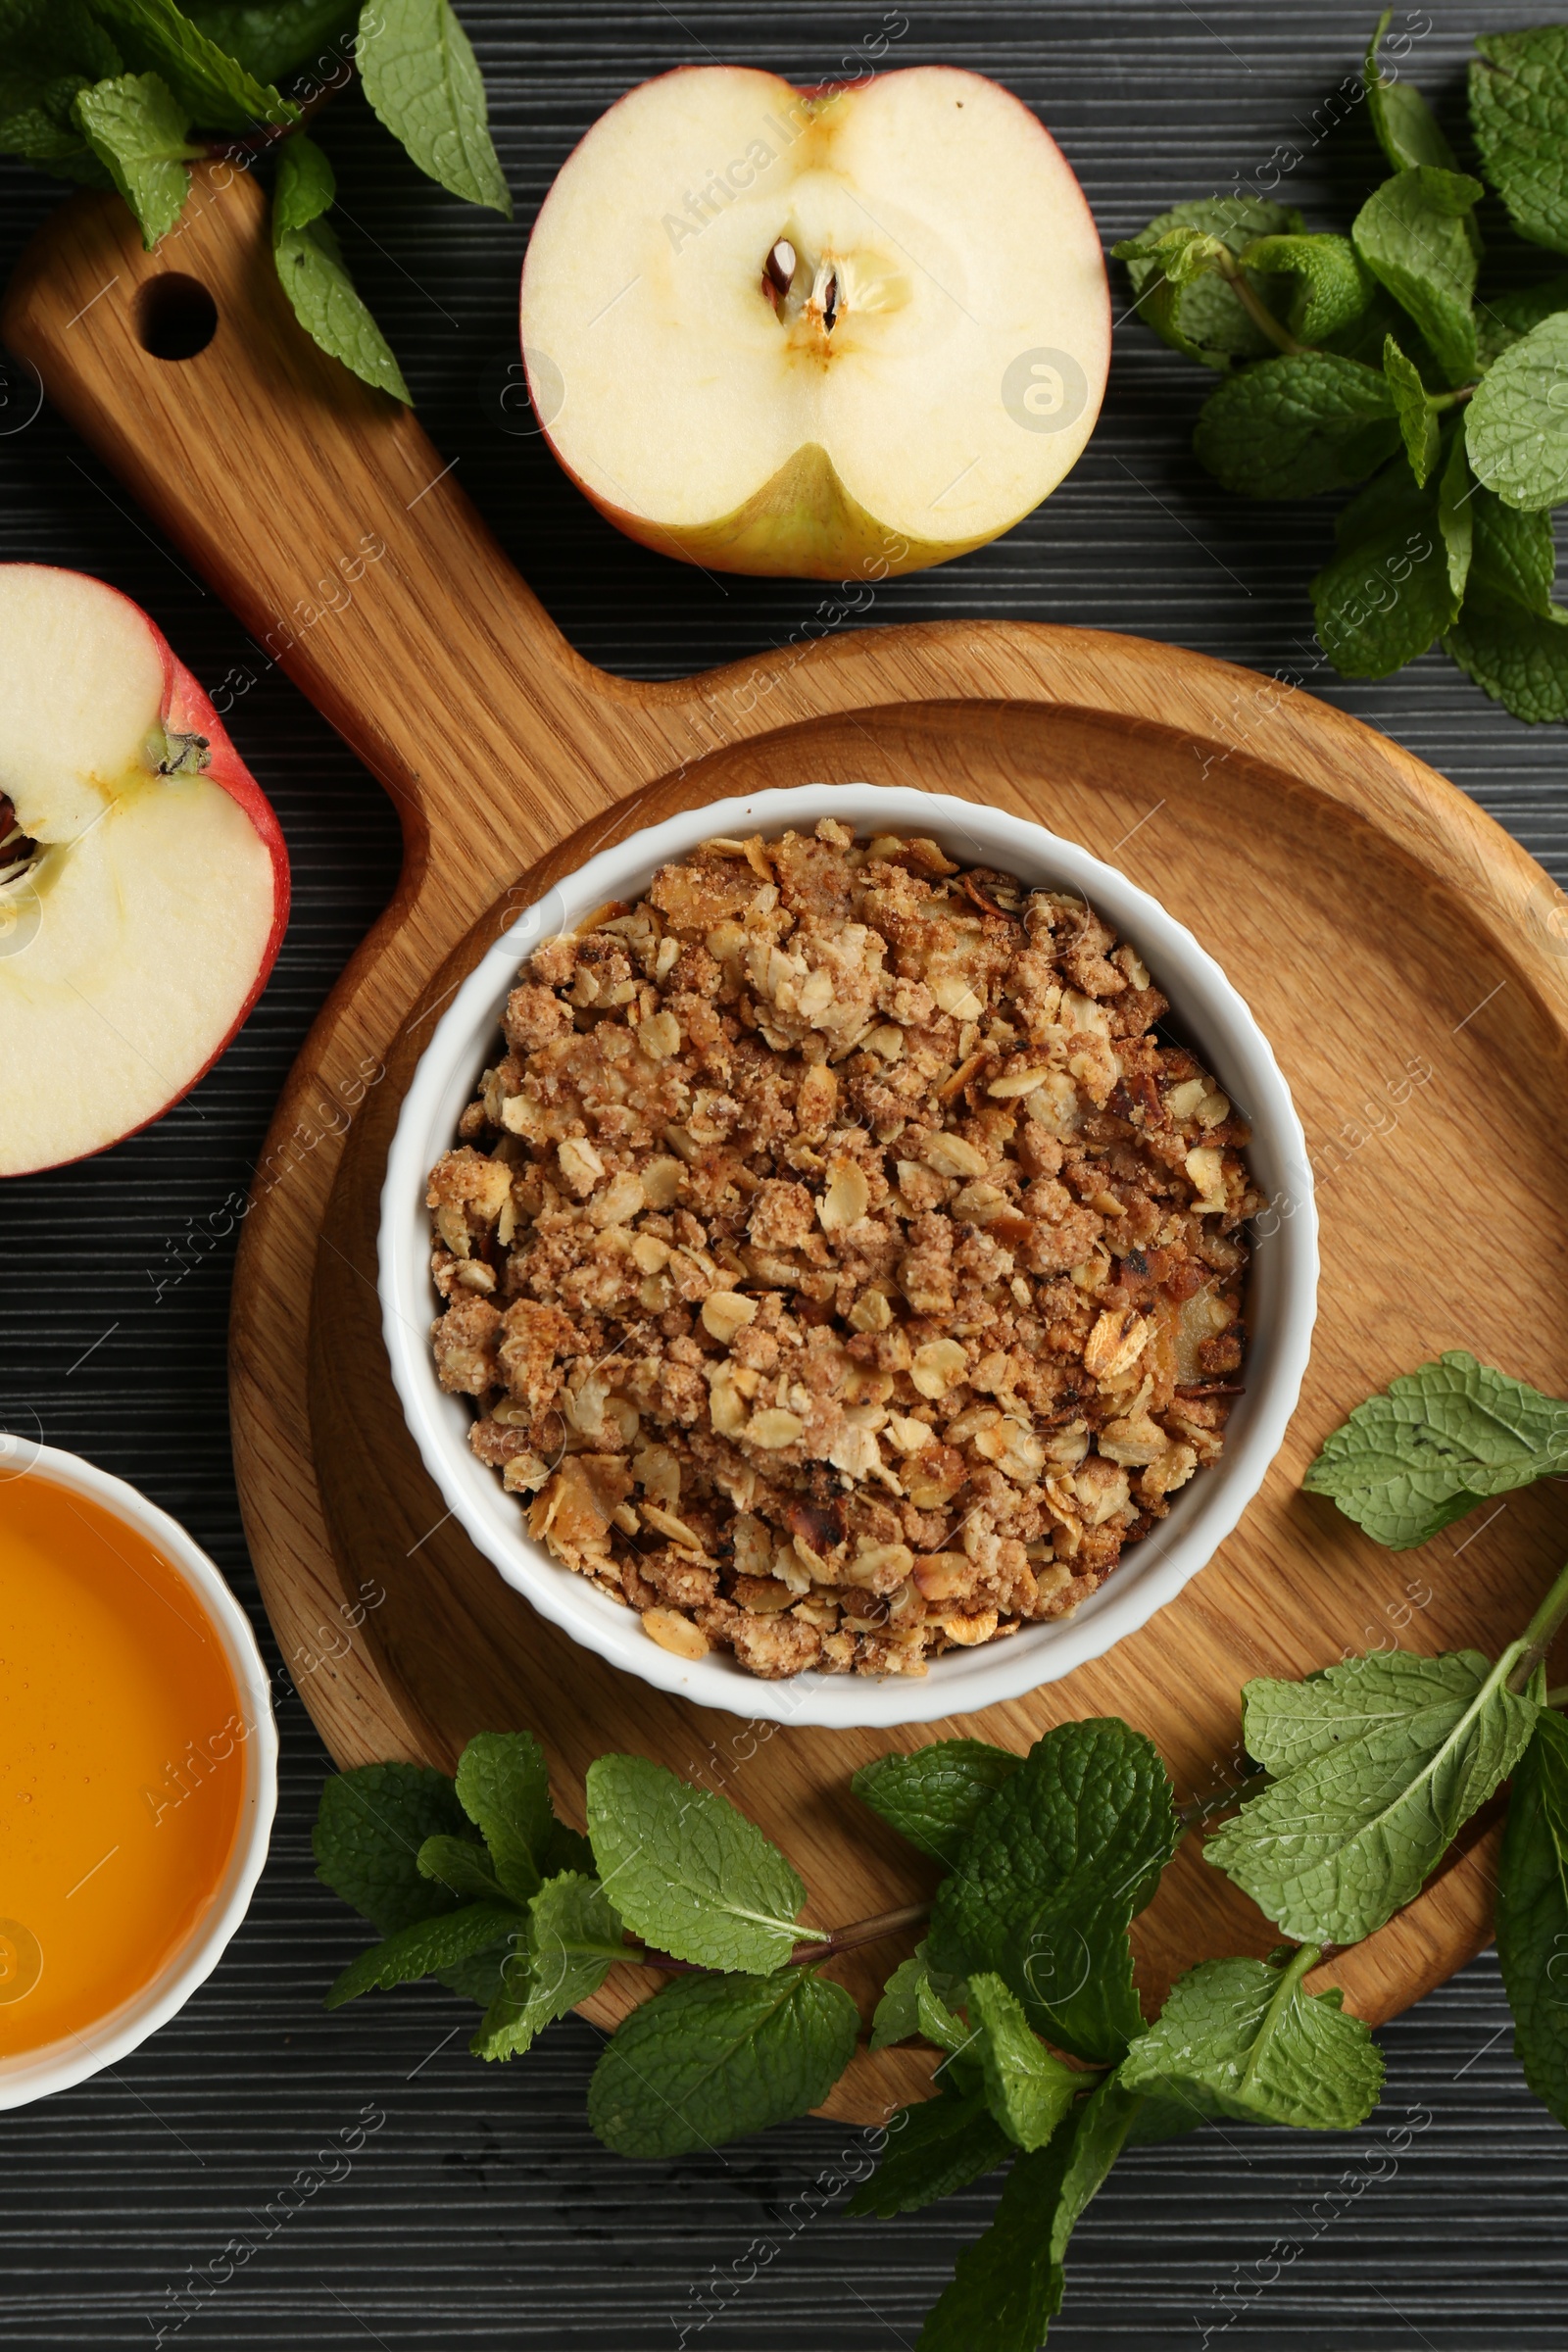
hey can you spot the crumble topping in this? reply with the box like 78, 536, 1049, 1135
426, 819, 1259, 1680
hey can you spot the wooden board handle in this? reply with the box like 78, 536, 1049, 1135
1, 166, 662, 872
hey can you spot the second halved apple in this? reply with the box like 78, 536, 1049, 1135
519, 65, 1110, 578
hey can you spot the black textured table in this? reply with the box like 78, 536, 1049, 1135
4, 6, 1567, 2346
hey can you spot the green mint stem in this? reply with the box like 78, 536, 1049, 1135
1214, 250, 1310, 357
1508, 1557, 1568, 1693
1547, 1687, 1568, 1710
629, 1899, 932, 1977
1429, 384, 1478, 411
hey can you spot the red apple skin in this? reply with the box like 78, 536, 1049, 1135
5, 569, 290, 1177
519, 66, 1111, 578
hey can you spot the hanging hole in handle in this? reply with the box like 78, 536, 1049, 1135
135, 274, 219, 361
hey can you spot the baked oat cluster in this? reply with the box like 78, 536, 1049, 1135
426, 820, 1259, 1681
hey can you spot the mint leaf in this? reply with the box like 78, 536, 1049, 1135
587, 1965, 858, 2159
1447, 589, 1568, 722
1446, 422, 1564, 709
1438, 428, 1474, 599
1471, 25, 1568, 256
1110, 224, 1226, 286
435, 1929, 519, 2005
871, 1950, 928, 2050
0, 70, 112, 183
92, 0, 295, 130
5, 0, 123, 76
1368, 10, 1459, 173
271, 119, 333, 228
853, 1740, 1021, 1869
74, 72, 199, 245
1352, 168, 1482, 385
1384, 334, 1440, 486
544, 1820, 595, 1878
271, 135, 412, 402
314, 1761, 469, 1933
1302, 1350, 1568, 1545
1193, 355, 1397, 500
1496, 1709, 1568, 2128
472, 1871, 624, 2060
324, 1899, 522, 2007
1310, 459, 1456, 679
1120, 196, 1300, 369
0, 1, 123, 184
848, 2083, 1012, 2220
929, 1719, 1179, 2064
1466, 313, 1568, 511
870, 1941, 967, 2052
1476, 276, 1568, 369
454, 1730, 557, 1906
416, 1833, 502, 1902
917, 2138, 1066, 2352
586, 1753, 813, 1974
1468, 486, 1555, 614
1241, 1649, 1518, 1775
918, 1971, 978, 2080
1241, 232, 1372, 343
1051, 2076, 1144, 2237
187, 0, 356, 82
1204, 1647, 1540, 1943
966, 1973, 1082, 2151
358, 0, 510, 216
1118, 1947, 1384, 2131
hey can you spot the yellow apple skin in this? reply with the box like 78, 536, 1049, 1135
541, 435, 1002, 580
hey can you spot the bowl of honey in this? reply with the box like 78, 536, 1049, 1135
0, 1440, 277, 2108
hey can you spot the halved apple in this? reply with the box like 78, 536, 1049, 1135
0, 566, 289, 1178
519, 64, 1110, 578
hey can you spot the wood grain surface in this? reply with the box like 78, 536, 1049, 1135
10, 155, 1568, 2134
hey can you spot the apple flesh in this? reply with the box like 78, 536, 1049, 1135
519, 64, 1109, 578
0, 566, 289, 1178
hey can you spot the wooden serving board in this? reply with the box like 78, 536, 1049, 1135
10, 165, 1568, 2125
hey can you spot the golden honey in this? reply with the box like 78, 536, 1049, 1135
1, 1475, 246, 2054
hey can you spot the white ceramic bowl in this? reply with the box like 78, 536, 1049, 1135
380, 784, 1317, 1728
0, 1444, 277, 2110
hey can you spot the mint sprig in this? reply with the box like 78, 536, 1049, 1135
1119, 13, 1568, 725
1, 0, 508, 400
311, 1401, 1568, 2345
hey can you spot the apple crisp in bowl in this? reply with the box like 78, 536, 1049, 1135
422, 816, 1263, 1684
